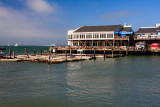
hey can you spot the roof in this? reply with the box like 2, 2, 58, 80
120, 27, 132, 32
74, 25, 122, 32
136, 27, 160, 33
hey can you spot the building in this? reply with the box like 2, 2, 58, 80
68, 23, 134, 48
134, 24, 160, 46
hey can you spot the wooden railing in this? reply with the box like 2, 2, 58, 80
114, 36, 129, 40
134, 36, 160, 40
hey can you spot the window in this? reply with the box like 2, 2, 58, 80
80, 33, 85, 39
100, 33, 106, 38
86, 33, 92, 38
107, 33, 113, 38
150, 33, 154, 36
93, 33, 99, 38
142, 34, 145, 36
137, 34, 140, 36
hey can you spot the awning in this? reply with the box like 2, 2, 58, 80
114, 32, 133, 34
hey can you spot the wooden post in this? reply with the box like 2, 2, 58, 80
81, 51, 82, 60
126, 48, 128, 55
13, 51, 15, 59
25, 48, 26, 55
113, 40, 115, 50
104, 49, 105, 59
65, 50, 67, 63
70, 47, 72, 57
34, 48, 36, 55
46, 50, 47, 56
94, 49, 95, 58
40, 49, 42, 55
48, 52, 51, 64
119, 47, 121, 55
86, 50, 87, 56
112, 48, 114, 58
27, 49, 29, 57
55, 49, 56, 58
9, 49, 11, 59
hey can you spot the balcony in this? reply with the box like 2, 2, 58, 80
114, 36, 129, 40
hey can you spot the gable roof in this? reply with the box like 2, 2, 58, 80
74, 25, 122, 32
135, 27, 160, 33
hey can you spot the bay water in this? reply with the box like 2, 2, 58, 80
0, 46, 160, 107
1, 46, 50, 55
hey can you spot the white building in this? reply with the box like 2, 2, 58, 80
68, 24, 133, 47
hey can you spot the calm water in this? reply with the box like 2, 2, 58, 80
1, 46, 49, 55
0, 56, 160, 107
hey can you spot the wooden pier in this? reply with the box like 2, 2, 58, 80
50, 46, 160, 57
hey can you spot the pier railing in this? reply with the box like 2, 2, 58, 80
134, 36, 160, 40
50, 45, 146, 51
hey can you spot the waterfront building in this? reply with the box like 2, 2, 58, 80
68, 23, 134, 48
134, 24, 160, 46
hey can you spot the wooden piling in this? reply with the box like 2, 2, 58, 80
34, 48, 36, 55
9, 49, 11, 59
13, 51, 15, 59
48, 52, 51, 64
104, 49, 105, 59
27, 49, 29, 57
119, 48, 121, 55
81, 51, 82, 60
126, 48, 128, 55
46, 50, 47, 56
25, 48, 26, 55
112, 48, 114, 58
94, 49, 95, 58
70, 47, 72, 57
65, 50, 67, 63
40, 49, 42, 55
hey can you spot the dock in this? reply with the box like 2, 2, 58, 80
0, 54, 94, 63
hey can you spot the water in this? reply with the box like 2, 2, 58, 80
1, 46, 50, 55
0, 56, 160, 107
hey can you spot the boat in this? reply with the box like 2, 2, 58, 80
15, 43, 18, 46
0, 48, 6, 57
8, 44, 10, 46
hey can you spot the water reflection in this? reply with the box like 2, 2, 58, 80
65, 59, 116, 105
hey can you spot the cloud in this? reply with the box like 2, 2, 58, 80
100, 10, 131, 21
27, 0, 54, 14
0, 2, 65, 45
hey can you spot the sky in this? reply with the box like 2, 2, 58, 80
0, 0, 160, 45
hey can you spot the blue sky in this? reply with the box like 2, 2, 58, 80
0, 0, 160, 45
